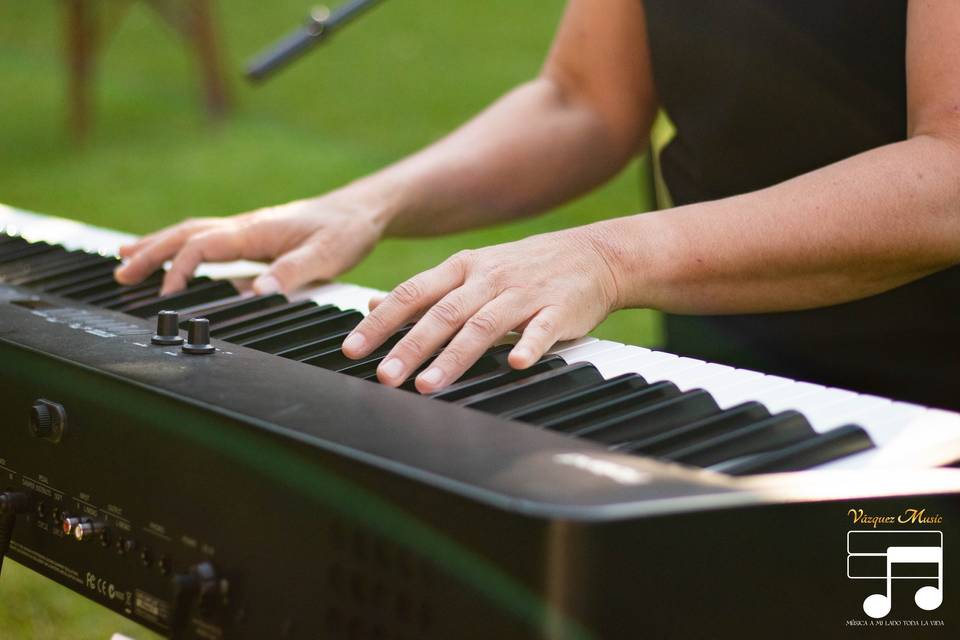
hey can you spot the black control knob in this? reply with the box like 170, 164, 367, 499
152, 310, 184, 346
182, 318, 216, 355
29, 399, 67, 443
29, 403, 52, 438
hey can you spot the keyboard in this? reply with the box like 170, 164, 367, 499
1, 203, 959, 639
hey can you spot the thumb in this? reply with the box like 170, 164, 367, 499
253, 243, 330, 295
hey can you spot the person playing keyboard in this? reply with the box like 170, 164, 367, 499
114, 0, 960, 410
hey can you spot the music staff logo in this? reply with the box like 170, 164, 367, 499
847, 530, 944, 619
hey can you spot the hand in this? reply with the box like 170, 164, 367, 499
115, 195, 388, 295
342, 225, 624, 393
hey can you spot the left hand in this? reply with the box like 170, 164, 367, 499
341, 225, 623, 393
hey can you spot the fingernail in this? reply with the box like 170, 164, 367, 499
254, 275, 281, 295
418, 367, 445, 387
342, 332, 366, 354
379, 357, 405, 382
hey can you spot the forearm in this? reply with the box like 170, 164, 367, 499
599, 134, 960, 314
334, 76, 643, 237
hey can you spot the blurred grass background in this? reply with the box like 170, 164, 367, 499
0, 1, 658, 637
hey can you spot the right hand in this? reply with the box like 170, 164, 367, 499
115, 195, 387, 295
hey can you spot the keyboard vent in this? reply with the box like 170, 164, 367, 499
322, 518, 435, 640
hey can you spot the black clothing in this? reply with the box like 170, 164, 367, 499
641, 0, 960, 409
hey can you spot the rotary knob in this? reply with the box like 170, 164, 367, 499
182, 318, 215, 355
29, 399, 67, 442
152, 310, 184, 346
29, 403, 52, 438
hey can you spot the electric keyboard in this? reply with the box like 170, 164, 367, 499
1, 203, 959, 639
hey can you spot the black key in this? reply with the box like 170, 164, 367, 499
399, 344, 519, 393
240, 310, 363, 352
0, 235, 26, 247
304, 326, 414, 371
460, 363, 604, 415
179, 294, 288, 325
356, 357, 436, 383
0, 242, 60, 265
714, 424, 874, 476
505, 373, 648, 422
14, 255, 116, 288
538, 381, 681, 433
209, 301, 316, 337
0, 248, 88, 278
277, 330, 353, 361
82, 274, 165, 306
571, 390, 719, 446
217, 305, 339, 343
618, 402, 771, 455
430, 357, 566, 403
10, 253, 111, 286
120, 280, 239, 318
43, 263, 123, 294
663, 410, 815, 468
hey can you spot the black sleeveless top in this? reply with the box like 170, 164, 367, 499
641, 0, 960, 410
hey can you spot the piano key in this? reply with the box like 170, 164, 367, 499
660, 363, 737, 391
505, 373, 649, 422
85, 275, 166, 307
459, 363, 605, 415
276, 330, 353, 361
43, 263, 125, 295
714, 425, 875, 475
619, 402, 771, 455
10, 253, 112, 286
430, 357, 566, 403
0, 247, 86, 277
208, 301, 317, 337
397, 344, 517, 392
555, 340, 627, 364
293, 282, 385, 317
179, 294, 288, 325
803, 395, 891, 431
621, 356, 708, 385
663, 411, 815, 468
588, 347, 680, 378
216, 305, 339, 344
120, 280, 239, 318
709, 375, 796, 409
240, 310, 364, 353
546, 336, 599, 355
571, 390, 719, 446
0, 243, 62, 267
306, 326, 413, 371
539, 381, 681, 432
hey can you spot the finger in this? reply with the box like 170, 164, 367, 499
162, 227, 247, 294
375, 284, 491, 386
117, 218, 211, 261
343, 256, 468, 359
253, 240, 334, 295
413, 291, 532, 393
508, 305, 565, 369
367, 294, 387, 312
115, 228, 197, 285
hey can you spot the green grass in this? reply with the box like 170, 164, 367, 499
0, 2, 659, 637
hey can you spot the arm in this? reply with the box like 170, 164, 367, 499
604, 0, 960, 314
115, 0, 657, 293
348, 0, 960, 392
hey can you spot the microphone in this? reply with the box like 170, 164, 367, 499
245, 0, 388, 83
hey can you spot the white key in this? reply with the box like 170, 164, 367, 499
592, 348, 679, 378
665, 363, 737, 391
558, 340, 626, 364
753, 382, 826, 412
548, 336, 599, 354
631, 357, 706, 383
804, 395, 891, 432
709, 375, 796, 409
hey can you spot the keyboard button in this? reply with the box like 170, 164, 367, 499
179, 294, 288, 325
305, 326, 414, 370
214, 305, 338, 343
120, 280, 239, 318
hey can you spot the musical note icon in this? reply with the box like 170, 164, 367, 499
847, 531, 944, 619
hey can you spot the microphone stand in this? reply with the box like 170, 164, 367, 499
245, 0, 388, 83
